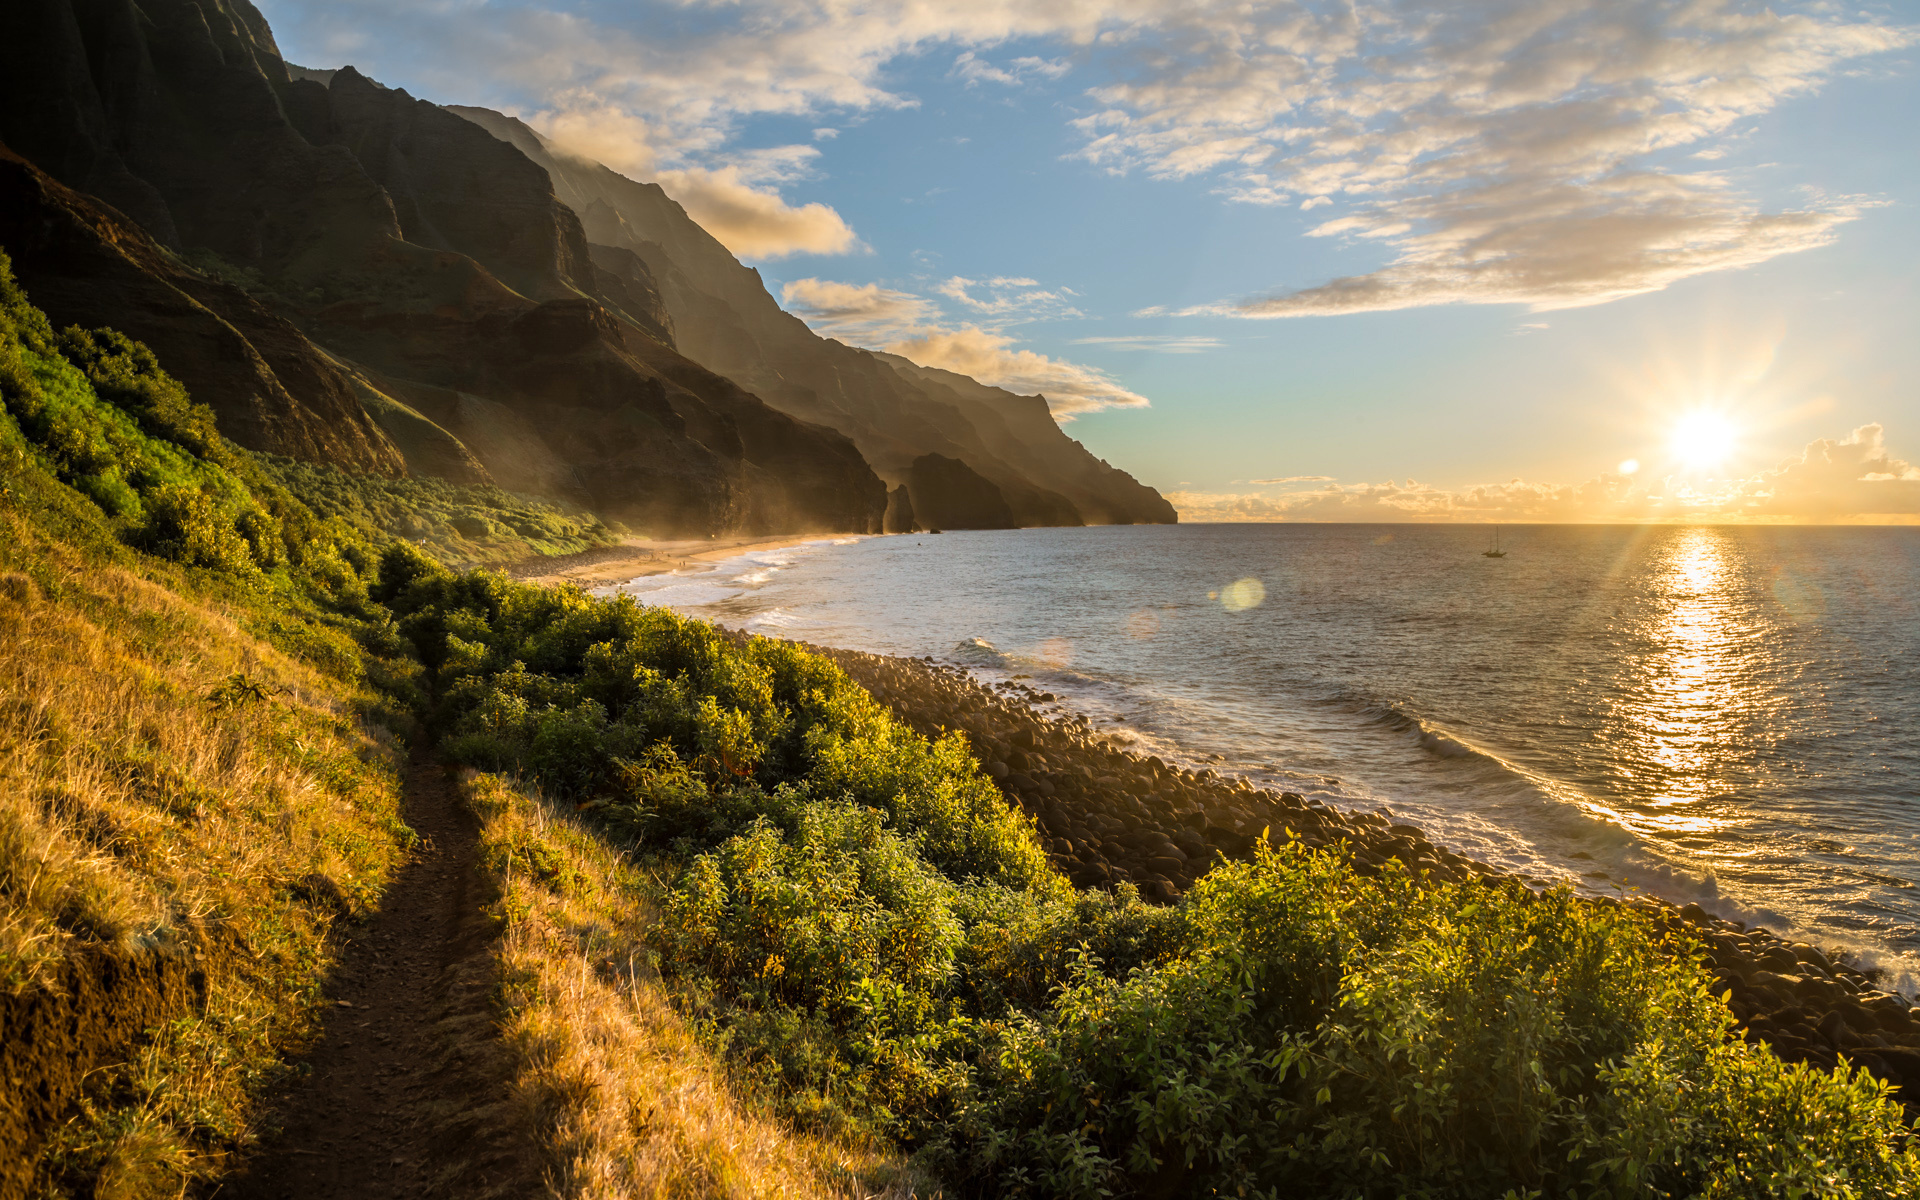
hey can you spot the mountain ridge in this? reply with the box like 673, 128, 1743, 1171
0, 0, 1174, 535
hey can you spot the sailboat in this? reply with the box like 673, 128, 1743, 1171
1482, 526, 1507, 558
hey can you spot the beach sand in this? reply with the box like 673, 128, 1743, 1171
505, 534, 849, 588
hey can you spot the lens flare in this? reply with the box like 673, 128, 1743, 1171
1618, 459, 1640, 475
1125, 609, 1161, 639
1220, 577, 1266, 612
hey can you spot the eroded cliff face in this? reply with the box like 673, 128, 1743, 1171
0, 0, 1169, 536
448, 106, 1177, 528
0, 146, 408, 476
0, 0, 887, 535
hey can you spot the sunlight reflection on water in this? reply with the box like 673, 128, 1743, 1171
607, 524, 1920, 986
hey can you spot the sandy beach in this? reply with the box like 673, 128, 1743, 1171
504, 533, 856, 588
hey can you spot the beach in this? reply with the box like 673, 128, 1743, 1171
505, 534, 831, 587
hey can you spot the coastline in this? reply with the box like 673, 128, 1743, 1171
504, 533, 852, 588
809, 641, 1920, 1109
499, 536, 1920, 1108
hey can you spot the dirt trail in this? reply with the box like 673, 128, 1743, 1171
224, 750, 536, 1199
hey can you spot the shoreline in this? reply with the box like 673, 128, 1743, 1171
804, 641, 1920, 1109
502, 540, 1920, 1105
504, 533, 855, 588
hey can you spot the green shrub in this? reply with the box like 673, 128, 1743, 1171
931, 847, 1920, 1199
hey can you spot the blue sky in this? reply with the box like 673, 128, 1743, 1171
258, 0, 1920, 522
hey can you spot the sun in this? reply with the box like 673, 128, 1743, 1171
1669, 410, 1739, 471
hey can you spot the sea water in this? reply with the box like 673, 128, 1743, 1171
604, 524, 1920, 986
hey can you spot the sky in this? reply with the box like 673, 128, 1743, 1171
257, 0, 1920, 523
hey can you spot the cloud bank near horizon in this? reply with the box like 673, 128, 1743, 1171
1169, 425, 1920, 524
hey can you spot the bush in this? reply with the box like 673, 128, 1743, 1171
931, 847, 1920, 1199
395, 558, 1920, 1192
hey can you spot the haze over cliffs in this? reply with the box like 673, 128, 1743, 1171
0, 0, 1174, 536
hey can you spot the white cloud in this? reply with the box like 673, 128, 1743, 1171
532, 104, 860, 258
651, 165, 861, 258
779, 277, 942, 342
887, 327, 1149, 418
1071, 334, 1223, 353
1072, 2, 1911, 315
935, 276, 1082, 320
268, 0, 1911, 303
1170, 425, 1920, 523
781, 277, 1147, 418
953, 50, 1073, 88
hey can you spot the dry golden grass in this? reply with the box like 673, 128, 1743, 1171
0, 509, 411, 1191
466, 772, 925, 1200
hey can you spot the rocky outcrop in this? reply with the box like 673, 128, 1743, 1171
906, 453, 1016, 530
448, 107, 1176, 528
883, 484, 918, 533
0, 0, 401, 284
0, 0, 1164, 537
0, 145, 406, 474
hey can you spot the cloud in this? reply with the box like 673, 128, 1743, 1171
935, 276, 1082, 320
266, 0, 1910, 303
1073, 2, 1912, 315
1070, 334, 1223, 353
1169, 426, 1920, 523
953, 50, 1072, 88
779, 277, 941, 342
651, 165, 861, 258
887, 327, 1149, 418
537, 111, 859, 258
780, 278, 1148, 418
1249, 475, 1335, 484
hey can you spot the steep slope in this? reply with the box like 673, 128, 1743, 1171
0, 0, 885, 536
449, 107, 1176, 528
0, 145, 407, 475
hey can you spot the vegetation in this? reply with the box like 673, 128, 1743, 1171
260, 454, 617, 570
467, 770, 917, 1196
0, 251, 417, 1193
2, 246, 1914, 1198
387, 546, 1920, 1198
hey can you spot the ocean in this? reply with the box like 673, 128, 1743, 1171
604, 523, 1920, 987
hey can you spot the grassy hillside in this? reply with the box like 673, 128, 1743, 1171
0, 252, 418, 1195
2, 246, 1915, 1198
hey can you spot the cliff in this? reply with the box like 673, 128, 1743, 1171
0, 0, 1171, 537
449, 107, 1177, 527
0, 0, 884, 535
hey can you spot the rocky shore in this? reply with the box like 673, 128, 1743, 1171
809, 643, 1920, 1111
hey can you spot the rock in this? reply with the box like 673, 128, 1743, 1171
904, 453, 1016, 530
451, 107, 1175, 530
883, 484, 918, 533
0, 146, 407, 475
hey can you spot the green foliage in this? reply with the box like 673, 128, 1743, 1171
387, 561, 1066, 1138
932, 848, 1920, 1199
258, 454, 614, 569
0, 252, 352, 585
391, 533, 1920, 1193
